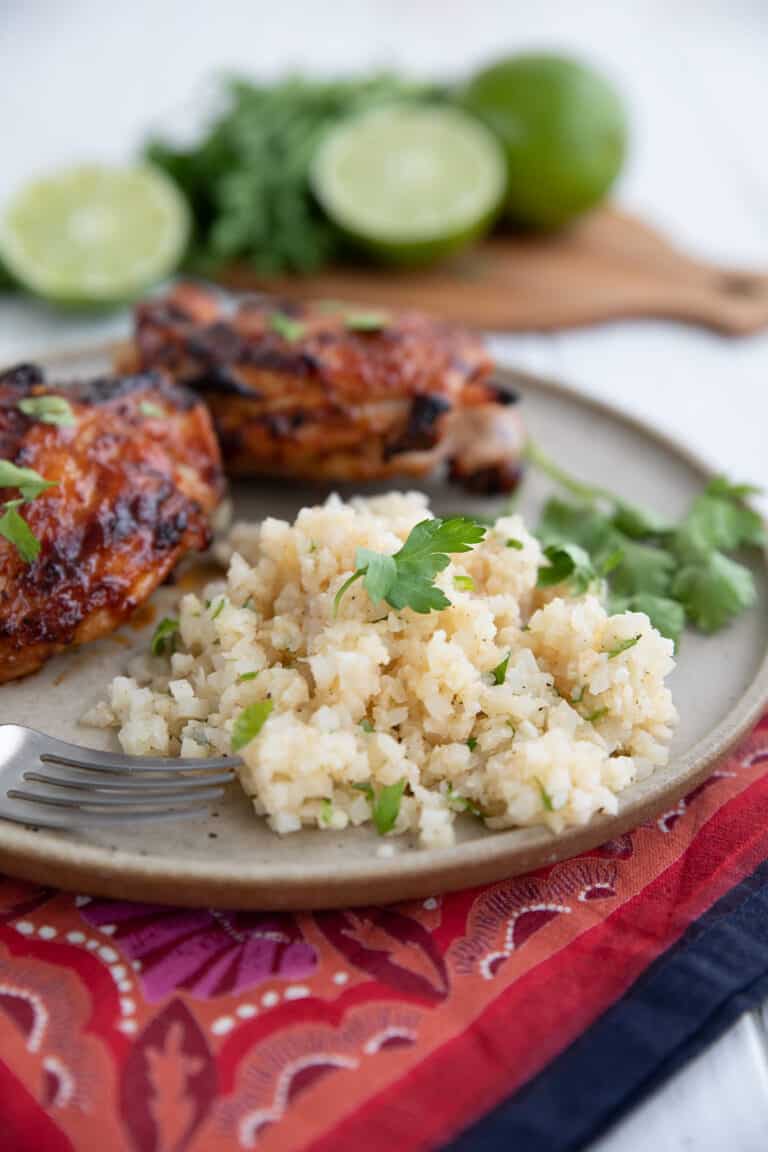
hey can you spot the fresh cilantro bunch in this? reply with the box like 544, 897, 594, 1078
529, 442, 764, 644
146, 74, 445, 275
334, 516, 486, 616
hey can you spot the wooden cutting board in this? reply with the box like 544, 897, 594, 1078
223, 207, 768, 335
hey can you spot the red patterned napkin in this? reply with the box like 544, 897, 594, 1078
1, 715, 767, 1152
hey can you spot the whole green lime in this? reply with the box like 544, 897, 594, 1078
462, 54, 627, 230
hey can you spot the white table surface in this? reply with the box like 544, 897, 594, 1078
2, 2, 768, 1148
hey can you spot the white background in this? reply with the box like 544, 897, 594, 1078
1, 2, 768, 1148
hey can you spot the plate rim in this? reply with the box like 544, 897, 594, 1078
0, 346, 766, 908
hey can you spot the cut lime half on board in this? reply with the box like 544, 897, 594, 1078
311, 104, 506, 265
0, 164, 189, 306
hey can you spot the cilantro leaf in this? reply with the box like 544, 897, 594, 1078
610, 540, 676, 598
605, 634, 641, 659
673, 553, 757, 633
151, 616, 179, 656
344, 310, 389, 332
19, 395, 76, 427
231, 699, 273, 752
677, 479, 765, 554
356, 547, 397, 604
139, 401, 165, 419
210, 596, 227, 620
269, 312, 306, 342
320, 798, 333, 825
0, 461, 56, 500
612, 594, 686, 645
537, 543, 596, 593
612, 501, 673, 538
538, 498, 621, 562
373, 779, 405, 835
335, 516, 485, 616
453, 574, 474, 591
466, 736, 478, 751
506, 538, 524, 550
535, 777, 555, 812
0, 501, 40, 563
237, 670, 259, 683
447, 787, 482, 816
491, 652, 510, 685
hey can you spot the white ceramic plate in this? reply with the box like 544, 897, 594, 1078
1, 347, 766, 908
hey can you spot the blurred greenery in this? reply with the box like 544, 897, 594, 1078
146, 74, 447, 276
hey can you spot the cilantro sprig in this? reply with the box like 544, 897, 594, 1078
18, 395, 76, 427
0, 461, 57, 563
353, 778, 406, 834
527, 441, 765, 645
334, 516, 486, 616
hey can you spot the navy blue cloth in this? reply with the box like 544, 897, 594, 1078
447, 856, 768, 1152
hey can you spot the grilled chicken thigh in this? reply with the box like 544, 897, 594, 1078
0, 364, 222, 683
120, 283, 525, 492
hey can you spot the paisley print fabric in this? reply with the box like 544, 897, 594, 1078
0, 715, 766, 1152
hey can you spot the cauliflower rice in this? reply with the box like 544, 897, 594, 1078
86, 492, 678, 849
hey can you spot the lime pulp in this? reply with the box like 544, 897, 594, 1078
0, 164, 190, 306
311, 104, 507, 265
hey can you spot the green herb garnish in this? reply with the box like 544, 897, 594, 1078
606, 634, 641, 659
447, 787, 482, 816
466, 737, 478, 751
269, 312, 306, 342
584, 707, 609, 724
237, 670, 259, 683
351, 779, 405, 834
506, 538, 524, 550
537, 543, 597, 594
231, 699, 273, 752
344, 310, 389, 332
145, 74, 444, 276
210, 597, 226, 620
373, 779, 405, 835
0, 460, 67, 565
528, 439, 764, 645
334, 516, 486, 616
139, 401, 165, 419
491, 652, 510, 685
672, 553, 757, 633
0, 500, 40, 562
320, 798, 334, 825
535, 778, 555, 811
151, 616, 179, 656
0, 461, 56, 500
360, 718, 374, 733
19, 395, 75, 427
453, 574, 474, 592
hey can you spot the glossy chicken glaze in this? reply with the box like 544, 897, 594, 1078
0, 364, 222, 682
121, 283, 525, 492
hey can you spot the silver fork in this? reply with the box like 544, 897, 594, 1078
0, 724, 242, 830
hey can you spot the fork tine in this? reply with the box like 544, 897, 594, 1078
1, 806, 212, 830
8, 787, 226, 811
23, 769, 235, 793
40, 744, 238, 774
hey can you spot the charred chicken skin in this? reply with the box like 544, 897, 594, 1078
0, 364, 222, 683
120, 283, 525, 493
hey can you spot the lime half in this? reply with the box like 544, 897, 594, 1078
311, 104, 506, 265
0, 164, 189, 306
